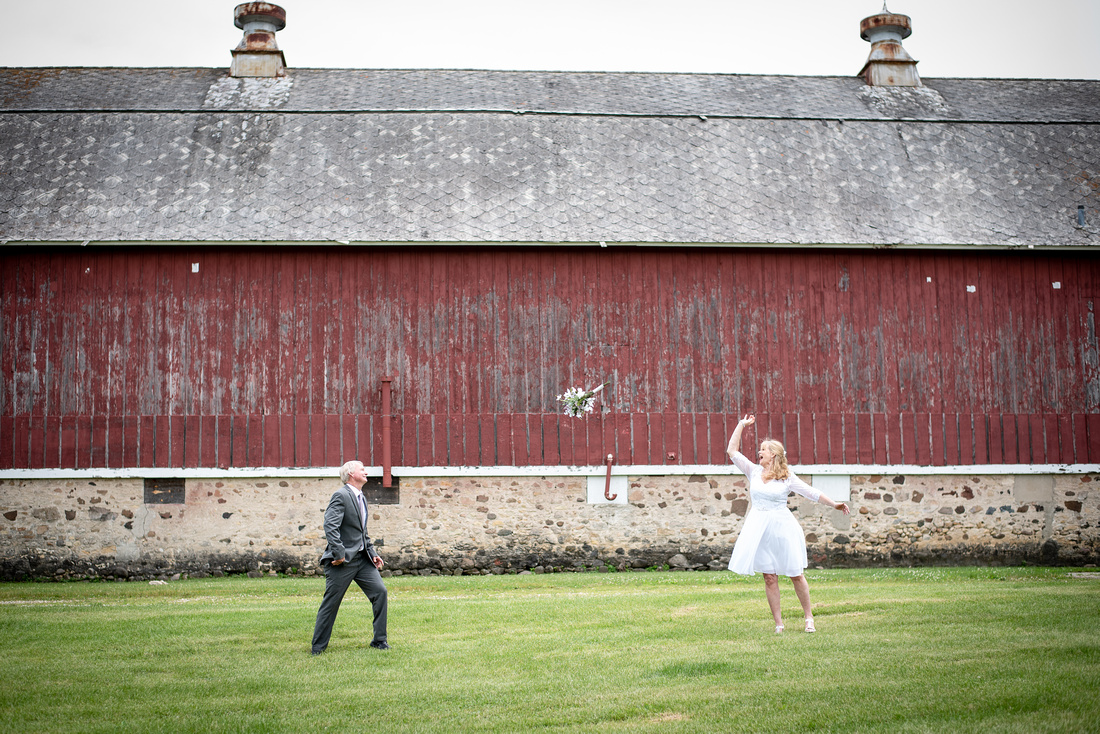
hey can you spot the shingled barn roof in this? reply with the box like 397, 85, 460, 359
2, 67, 1098, 247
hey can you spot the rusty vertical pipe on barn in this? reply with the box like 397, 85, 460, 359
381, 377, 393, 487
604, 454, 617, 501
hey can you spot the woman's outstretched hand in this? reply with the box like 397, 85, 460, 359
728, 414, 755, 460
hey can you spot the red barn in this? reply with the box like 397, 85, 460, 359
1, 5, 1098, 578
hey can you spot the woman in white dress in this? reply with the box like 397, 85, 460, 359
726, 414, 850, 633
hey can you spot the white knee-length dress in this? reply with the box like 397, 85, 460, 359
727, 450, 821, 578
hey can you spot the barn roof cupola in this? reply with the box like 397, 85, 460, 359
230, 2, 287, 78
858, 4, 920, 87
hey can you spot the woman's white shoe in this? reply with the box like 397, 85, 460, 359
775, 623, 784, 634
804, 618, 816, 633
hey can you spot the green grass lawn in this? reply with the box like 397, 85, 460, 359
1, 567, 1097, 733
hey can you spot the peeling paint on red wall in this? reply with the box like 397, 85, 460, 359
2, 246, 1097, 467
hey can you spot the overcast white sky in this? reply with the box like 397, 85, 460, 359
0, 0, 1097, 79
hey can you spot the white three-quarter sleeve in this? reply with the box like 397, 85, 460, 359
787, 472, 821, 503
729, 450, 757, 478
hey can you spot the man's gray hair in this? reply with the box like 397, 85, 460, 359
339, 460, 364, 484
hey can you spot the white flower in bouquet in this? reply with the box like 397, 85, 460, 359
556, 382, 609, 418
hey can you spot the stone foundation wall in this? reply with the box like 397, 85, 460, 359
1, 471, 1097, 580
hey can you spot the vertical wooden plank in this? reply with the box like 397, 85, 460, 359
615, 413, 633, 464
415, 414, 433, 466
971, 414, 988, 465
930, 414, 946, 466
290, 414, 307, 466
1001, 414, 1020, 464
28, 416, 46, 469
709, 414, 729, 466
1057, 415, 1074, 465
526, 414, 544, 466
137, 416, 154, 467
958, 414, 974, 465
200, 415, 218, 468
44, 416, 62, 469
152, 415, 167, 469
637, 413, 655, 464
216, 416, 231, 469
341, 415, 358, 466
268, 415, 288, 467
694, 413, 709, 464
987, 414, 1004, 464
496, 413, 513, 467
90, 416, 108, 468
60, 417, 78, 468
753, 413, 771, 445
118, 416, 137, 468
477, 414, 496, 466
913, 413, 931, 465
796, 412, 815, 465
358, 415, 373, 466
944, 414, 960, 465
325, 415, 343, 467
781, 414, 798, 462
884, 413, 902, 465
899, 413, 915, 464
630, 413, 648, 465
857, 413, 873, 464
814, 414, 832, 464
647, 412, 665, 464
580, 416, 597, 466
511, 414, 529, 467
8, 417, 26, 469
680, 414, 697, 465
391, 414, 406, 467
558, 415, 575, 466
310, 414, 326, 468
1043, 414, 1060, 465
820, 414, 839, 464
594, 415, 611, 468
453, 415, 470, 468
446, 415, 464, 466
1087, 415, 1100, 464
183, 416, 200, 468
541, 414, 560, 466
842, 413, 858, 464
1030, 414, 1048, 464
663, 412, 682, 464
602, 414, 617, 465
1021, 414, 1042, 464
162, 415, 181, 468
231, 415, 249, 467
1072, 414, 1088, 466
1040, 414, 1057, 464
872, 413, 888, 465
246, 414, 264, 467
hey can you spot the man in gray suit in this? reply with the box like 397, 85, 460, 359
311, 460, 389, 654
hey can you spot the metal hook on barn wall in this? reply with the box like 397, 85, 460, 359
604, 453, 617, 501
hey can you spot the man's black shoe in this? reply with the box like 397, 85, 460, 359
311, 649, 324, 656
370, 641, 391, 650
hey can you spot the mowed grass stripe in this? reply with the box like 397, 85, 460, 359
0, 568, 1097, 733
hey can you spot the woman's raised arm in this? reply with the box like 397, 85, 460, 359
726, 414, 755, 461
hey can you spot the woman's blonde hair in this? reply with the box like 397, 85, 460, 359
761, 439, 790, 481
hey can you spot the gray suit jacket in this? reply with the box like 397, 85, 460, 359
319, 484, 378, 566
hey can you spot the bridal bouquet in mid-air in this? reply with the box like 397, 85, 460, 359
556, 381, 609, 418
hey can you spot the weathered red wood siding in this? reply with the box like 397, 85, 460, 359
2, 246, 1097, 467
